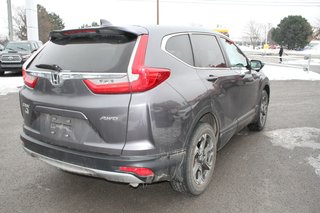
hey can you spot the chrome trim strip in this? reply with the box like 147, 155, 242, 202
24, 148, 144, 184
25, 69, 127, 86
26, 69, 127, 79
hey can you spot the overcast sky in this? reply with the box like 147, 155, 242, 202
1, 0, 320, 40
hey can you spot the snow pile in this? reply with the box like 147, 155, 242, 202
284, 59, 320, 66
0, 77, 23, 95
242, 46, 320, 57
307, 155, 320, 176
262, 64, 320, 81
264, 127, 320, 150
301, 47, 320, 55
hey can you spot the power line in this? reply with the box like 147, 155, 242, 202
162, 0, 320, 6
119, 0, 320, 7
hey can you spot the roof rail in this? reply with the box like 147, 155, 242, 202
100, 19, 112, 26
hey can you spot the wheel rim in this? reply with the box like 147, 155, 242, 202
259, 92, 268, 126
192, 133, 215, 185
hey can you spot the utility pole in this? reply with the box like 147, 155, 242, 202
265, 23, 271, 44
157, 0, 159, 25
7, 0, 14, 40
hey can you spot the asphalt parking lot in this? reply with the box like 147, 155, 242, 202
1, 80, 320, 213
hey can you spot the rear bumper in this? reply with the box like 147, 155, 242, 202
21, 132, 185, 184
24, 147, 144, 184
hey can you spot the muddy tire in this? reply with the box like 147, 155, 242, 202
171, 123, 217, 195
248, 89, 269, 131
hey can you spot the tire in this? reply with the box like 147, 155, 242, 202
248, 89, 269, 131
171, 123, 217, 195
0, 70, 4, 76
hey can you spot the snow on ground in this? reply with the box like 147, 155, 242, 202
283, 58, 320, 66
264, 127, 320, 150
262, 64, 320, 81
307, 155, 320, 176
240, 45, 320, 57
0, 76, 23, 95
264, 127, 320, 177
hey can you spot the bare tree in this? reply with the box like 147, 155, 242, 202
244, 21, 264, 49
13, 7, 27, 40
13, 4, 64, 42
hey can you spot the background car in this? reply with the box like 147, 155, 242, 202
0, 40, 40, 76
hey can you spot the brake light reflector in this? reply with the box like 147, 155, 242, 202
22, 68, 38, 88
83, 35, 170, 94
119, 166, 154, 177
63, 29, 96, 35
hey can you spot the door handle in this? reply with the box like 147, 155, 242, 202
207, 75, 218, 82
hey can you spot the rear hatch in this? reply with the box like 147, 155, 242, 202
20, 27, 143, 155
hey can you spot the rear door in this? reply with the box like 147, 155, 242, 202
190, 34, 244, 144
20, 29, 138, 155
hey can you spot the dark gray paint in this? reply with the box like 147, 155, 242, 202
20, 25, 269, 182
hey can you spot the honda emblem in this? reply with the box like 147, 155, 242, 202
51, 72, 61, 86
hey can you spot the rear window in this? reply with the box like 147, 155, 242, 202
29, 34, 137, 73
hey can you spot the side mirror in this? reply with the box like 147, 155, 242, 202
250, 60, 264, 71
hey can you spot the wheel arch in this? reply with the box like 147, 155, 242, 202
184, 107, 220, 149
263, 84, 270, 101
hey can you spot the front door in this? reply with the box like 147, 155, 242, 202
218, 37, 261, 130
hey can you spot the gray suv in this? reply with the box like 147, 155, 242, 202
20, 25, 270, 195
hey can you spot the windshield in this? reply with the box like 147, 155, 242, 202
5, 42, 32, 51
29, 34, 137, 73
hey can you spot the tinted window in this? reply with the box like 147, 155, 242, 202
165, 34, 194, 66
190, 35, 226, 68
219, 38, 248, 68
29, 34, 137, 73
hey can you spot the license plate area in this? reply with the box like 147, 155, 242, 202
40, 113, 78, 143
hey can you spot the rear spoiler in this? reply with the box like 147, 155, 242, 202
49, 26, 148, 41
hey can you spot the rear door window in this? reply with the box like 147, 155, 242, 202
165, 34, 194, 66
29, 34, 137, 73
190, 34, 226, 68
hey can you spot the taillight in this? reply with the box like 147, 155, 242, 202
83, 79, 131, 94
119, 166, 154, 177
22, 68, 38, 88
83, 35, 170, 94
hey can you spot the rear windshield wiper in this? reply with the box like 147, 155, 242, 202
35, 64, 63, 71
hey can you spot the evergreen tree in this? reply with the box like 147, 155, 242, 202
272, 15, 313, 49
